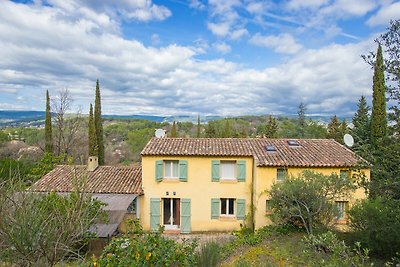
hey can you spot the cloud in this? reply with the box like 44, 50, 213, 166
213, 42, 231, 54
249, 33, 303, 54
286, 0, 329, 10
367, 2, 400, 26
189, 0, 206, 10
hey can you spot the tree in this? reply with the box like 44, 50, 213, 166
370, 44, 387, 146
339, 118, 349, 139
265, 115, 278, 138
170, 121, 177, 137
44, 90, 53, 153
197, 115, 201, 138
326, 115, 342, 143
268, 170, 356, 235
88, 104, 98, 157
297, 102, 307, 138
222, 119, 232, 138
94, 80, 105, 165
0, 178, 106, 266
351, 96, 370, 146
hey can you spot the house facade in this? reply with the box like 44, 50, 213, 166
139, 138, 369, 233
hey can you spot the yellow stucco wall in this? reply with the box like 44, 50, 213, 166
253, 167, 370, 229
141, 155, 369, 232
141, 156, 253, 232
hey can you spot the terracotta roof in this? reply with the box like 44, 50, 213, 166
30, 165, 143, 194
141, 138, 366, 167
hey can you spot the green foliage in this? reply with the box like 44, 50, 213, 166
0, 130, 8, 145
0, 158, 34, 184
88, 104, 98, 157
197, 115, 201, 138
351, 96, 371, 160
0, 179, 106, 267
45, 89, 53, 153
94, 228, 197, 267
126, 128, 157, 162
257, 115, 278, 138
297, 102, 307, 138
94, 80, 105, 165
303, 231, 371, 266
326, 115, 342, 143
268, 170, 357, 235
171, 121, 177, 137
196, 241, 221, 267
27, 152, 66, 183
348, 197, 400, 259
371, 44, 387, 146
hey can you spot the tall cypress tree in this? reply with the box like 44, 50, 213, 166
44, 90, 53, 153
371, 44, 387, 146
197, 115, 201, 138
265, 115, 278, 138
171, 121, 177, 138
94, 80, 105, 165
88, 104, 98, 157
297, 102, 307, 138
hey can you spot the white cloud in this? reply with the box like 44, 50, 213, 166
213, 42, 231, 54
207, 22, 231, 37
249, 33, 303, 54
286, 0, 329, 10
367, 2, 400, 26
189, 0, 206, 10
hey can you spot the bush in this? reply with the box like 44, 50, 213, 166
93, 226, 197, 267
196, 241, 221, 267
348, 197, 400, 259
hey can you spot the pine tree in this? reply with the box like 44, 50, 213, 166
297, 102, 307, 138
88, 104, 98, 157
265, 115, 278, 138
197, 115, 201, 138
351, 95, 371, 153
326, 115, 342, 143
371, 44, 387, 146
339, 118, 349, 139
171, 121, 177, 137
94, 80, 105, 165
44, 90, 53, 153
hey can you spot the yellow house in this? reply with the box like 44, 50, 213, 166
139, 137, 369, 233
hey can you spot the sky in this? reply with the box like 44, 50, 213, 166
0, 0, 399, 117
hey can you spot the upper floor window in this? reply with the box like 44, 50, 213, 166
164, 160, 179, 178
221, 161, 236, 180
277, 168, 287, 182
211, 160, 246, 182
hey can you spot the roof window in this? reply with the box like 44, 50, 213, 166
287, 140, 300, 146
266, 145, 277, 152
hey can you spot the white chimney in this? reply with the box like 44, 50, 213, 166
87, 156, 99, 172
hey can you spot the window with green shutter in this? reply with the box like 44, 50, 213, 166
155, 161, 163, 182
179, 160, 188, 182
150, 198, 161, 231
180, 198, 191, 233
237, 160, 246, 182
211, 160, 220, 182
236, 199, 246, 220
211, 198, 220, 219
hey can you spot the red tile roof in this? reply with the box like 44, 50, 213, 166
30, 165, 143, 194
141, 138, 366, 167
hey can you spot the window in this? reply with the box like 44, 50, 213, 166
127, 198, 137, 214
277, 168, 287, 181
220, 161, 236, 180
164, 160, 179, 178
340, 170, 349, 180
266, 145, 277, 152
287, 140, 300, 146
220, 198, 235, 216
336, 201, 347, 220
266, 200, 272, 212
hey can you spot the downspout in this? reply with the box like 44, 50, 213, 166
251, 157, 256, 232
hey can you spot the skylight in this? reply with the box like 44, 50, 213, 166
287, 140, 300, 146
266, 145, 277, 152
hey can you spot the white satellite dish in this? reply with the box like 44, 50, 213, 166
343, 134, 354, 147
155, 129, 166, 138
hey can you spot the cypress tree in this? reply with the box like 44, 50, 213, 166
94, 80, 105, 165
44, 90, 53, 153
371, 44, 387, 146
265, 115, 278, 138
197, 115, 201, 138
297, 102, 307, 138
171, 121, 177, 137
88, 104, 98, 157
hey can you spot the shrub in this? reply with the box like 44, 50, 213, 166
93, 227, 197, 267
196, 241, 221, 267
348, 197, 400, 259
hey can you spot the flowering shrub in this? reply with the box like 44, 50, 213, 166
92, 225, 197, 266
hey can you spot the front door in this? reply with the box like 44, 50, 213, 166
163, 198, 180, 229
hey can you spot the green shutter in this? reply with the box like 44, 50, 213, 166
211, 198, 220, 219
150, 198, 161, 231
155, 160, 163, 182
180, 198, 191, 234
212, 160, 220, 182
236, 199, 246, 220
237, 160, 246, 182
179, 160, 188, 182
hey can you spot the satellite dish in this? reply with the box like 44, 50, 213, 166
343, 134, 354, 147
155, 129, 166, 138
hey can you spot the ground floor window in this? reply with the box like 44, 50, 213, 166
220, 198, 235, 215
336, 201, 347, 220
163, 198, 180, 229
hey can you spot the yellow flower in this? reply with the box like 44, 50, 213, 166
136, 252, 140, 260
146, 252, 152, 261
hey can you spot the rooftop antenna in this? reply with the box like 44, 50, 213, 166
343, 134, 354, 147
155, 129, 166, 138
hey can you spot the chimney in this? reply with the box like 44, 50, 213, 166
87, 156, 99, 172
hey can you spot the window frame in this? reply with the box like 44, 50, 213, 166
276, 168, 287, 182
266, 199, 272, 213
164, 160, 179, 179
336, 201, 347, 220
220, 160, 237, 180
220, 198, 235, 216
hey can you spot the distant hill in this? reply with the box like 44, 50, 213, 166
0, 110, 46, 127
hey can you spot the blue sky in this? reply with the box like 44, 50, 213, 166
0, 0, 399, 116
